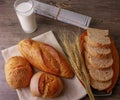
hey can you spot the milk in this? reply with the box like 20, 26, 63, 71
16, 2, 37, 33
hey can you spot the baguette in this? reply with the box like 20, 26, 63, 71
18, 39, 74, 78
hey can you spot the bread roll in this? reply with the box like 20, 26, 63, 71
5, 56, 33, 89
30, 72, 63, 98
18, 39, 74, 78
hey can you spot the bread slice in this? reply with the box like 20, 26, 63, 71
85, 36, 111, 48
87, 28, 109, 37
85, 28, 111, 47
86, 63, 113, 82
90, 78, 112, 91
84, 43, 111, 58
85, 52, 113, 69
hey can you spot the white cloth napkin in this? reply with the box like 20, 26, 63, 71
1, 31, 87, 100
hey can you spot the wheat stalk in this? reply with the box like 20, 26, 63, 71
61, 32, 95, 100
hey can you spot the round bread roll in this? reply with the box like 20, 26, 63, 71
5, 56, 33, 89
30, 72, 63, 98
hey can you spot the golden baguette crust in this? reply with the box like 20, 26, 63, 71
5, 56, 33, 89
30, 72, 63, 98
18, 39, 74, 78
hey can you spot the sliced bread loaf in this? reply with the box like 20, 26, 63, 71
84, 43, 111, 58
85, 52, 113, 69
83, 28, 114, 91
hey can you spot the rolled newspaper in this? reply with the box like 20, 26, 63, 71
34, 0, 91, 29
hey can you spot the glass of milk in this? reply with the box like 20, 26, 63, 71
14, 0, 37, 33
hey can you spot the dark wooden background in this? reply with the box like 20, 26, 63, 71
0, 0, 120, 100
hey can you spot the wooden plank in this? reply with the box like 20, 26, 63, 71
0, 0, 120, 100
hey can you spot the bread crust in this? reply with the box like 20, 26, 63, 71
5, 56, 33, 89
18, 39, 74, 78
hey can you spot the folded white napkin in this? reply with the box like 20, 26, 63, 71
1, 31, 87, 100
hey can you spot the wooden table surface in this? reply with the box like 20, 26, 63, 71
0, 0, 120, 100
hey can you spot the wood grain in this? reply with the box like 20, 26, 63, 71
0, 0, 120, 100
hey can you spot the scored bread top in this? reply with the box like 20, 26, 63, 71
18, 39, 74, 78
84, 43, 111, 58
85, 52, 113, 69
30, 72, 63, 98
